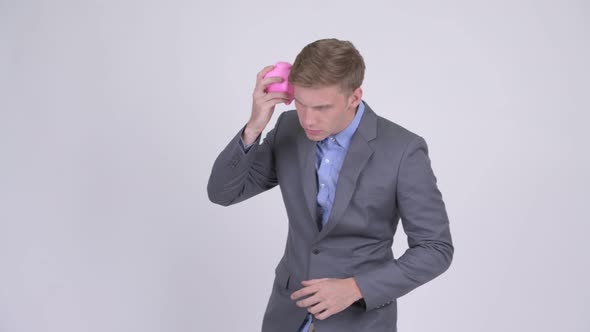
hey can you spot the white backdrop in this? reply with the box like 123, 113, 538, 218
1, 0, 589, 331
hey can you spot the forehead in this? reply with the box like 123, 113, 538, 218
293, 85, 346, 106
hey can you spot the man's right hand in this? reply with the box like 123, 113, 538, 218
242, 65, 292, 145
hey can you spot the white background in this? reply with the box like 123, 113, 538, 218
1, 0, 589, 331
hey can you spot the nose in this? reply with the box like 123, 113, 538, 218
299, 108, 315, 128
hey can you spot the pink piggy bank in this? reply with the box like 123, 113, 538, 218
263, 62, 295, 104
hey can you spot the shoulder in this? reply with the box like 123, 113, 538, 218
279, 109, 299, 124
364, 103, 423, 148
273, 109, 301, 137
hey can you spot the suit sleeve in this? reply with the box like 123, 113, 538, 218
207, 113, 284, 206
353, 136, 454, 311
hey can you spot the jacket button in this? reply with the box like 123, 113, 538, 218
312, 249, 320, 255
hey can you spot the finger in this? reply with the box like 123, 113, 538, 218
256, 65, 276, 80
290, 285, 319, 301
260, 76, 284, 85
256, 77, 284, 96
253, 76, 284, 97
314, 308, 334, 321
260, 92, 290, 103
258, 99, 289, 111
307, 302, 328, 315
301, 278, 330, 286
254, 97, 289, 112
296, 294, 322, 308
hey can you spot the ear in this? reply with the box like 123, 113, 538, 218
348, 87, 363, 108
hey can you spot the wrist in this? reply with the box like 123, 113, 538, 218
349, 277, 363, 301
242, 124, 262, 145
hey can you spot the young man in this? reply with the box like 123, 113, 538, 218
208, 38, 453, 332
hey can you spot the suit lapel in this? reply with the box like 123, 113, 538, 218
315, 104, 378, 240
298, 130, 318, 224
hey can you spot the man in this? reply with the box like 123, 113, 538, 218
207, 38, 453, 332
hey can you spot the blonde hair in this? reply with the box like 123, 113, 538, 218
289, 38, 365, 93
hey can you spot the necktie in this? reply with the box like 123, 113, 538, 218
316, 139, 329, 230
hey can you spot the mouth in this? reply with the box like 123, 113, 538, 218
304, 129, 322, 136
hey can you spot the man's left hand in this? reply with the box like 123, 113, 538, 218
290, 277, 363, 320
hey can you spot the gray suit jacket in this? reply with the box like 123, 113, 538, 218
207, 102, 453, 332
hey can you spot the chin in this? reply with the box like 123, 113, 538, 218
305, 133, 326, 142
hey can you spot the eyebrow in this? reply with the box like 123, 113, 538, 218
294, 98, 333, 109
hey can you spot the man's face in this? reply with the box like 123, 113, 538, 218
293, 84, 363, 142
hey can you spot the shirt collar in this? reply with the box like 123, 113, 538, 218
326, 100, 365, 149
